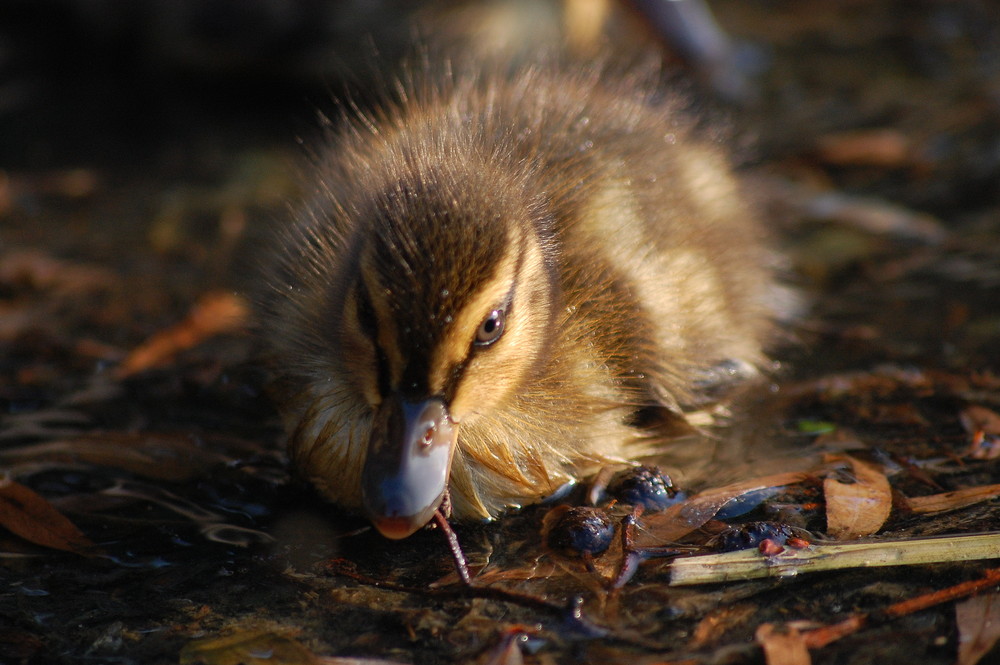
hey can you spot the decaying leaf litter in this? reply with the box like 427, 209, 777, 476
2, 1, 1000, 663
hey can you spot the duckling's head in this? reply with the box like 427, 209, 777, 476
335, 154, 557, 538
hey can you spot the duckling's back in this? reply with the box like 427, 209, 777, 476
425, 62, 777, 406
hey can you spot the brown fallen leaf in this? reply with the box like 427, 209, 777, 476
0, 248, 117, 295
0, 625, 45, 661
689, 604, 758, 649
3, 169, 100, 201
960, 406, 1000, 436
180, 628, 408, 665
905, 484, 1000, 515
116, 290, 249, 378
434, 558, 559, 588
0, 476, 93, 554
872, 402, 930, 427
802, 192, 946, 244
812, 428, 868, 453
477, 627, 536, 665
956, 593, 1000, 665
756, 623, 811, 665
814, 128, 911, 168
318, 659, 413, 665
779, 366, 934, 402
0, 432, 236, 483
180, 630, 317, 665
966, 435, 1000, 460
960, 406, 1000, 459
823, 455, 891, 540
636, 472, 811, 545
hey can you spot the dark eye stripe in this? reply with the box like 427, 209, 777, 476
443, 359, 467, 403
355, 281, 378, 340
355, 280, 391, 397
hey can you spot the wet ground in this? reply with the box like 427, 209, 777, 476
1, 1, 1000, 663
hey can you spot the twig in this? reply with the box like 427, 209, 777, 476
802, 568, 1000, 649
433, 509, 471, 585
669, 532, 1000, 586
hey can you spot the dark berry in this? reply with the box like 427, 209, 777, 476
606, 465, 683, 511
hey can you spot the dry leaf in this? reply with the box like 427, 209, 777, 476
813, 428, 868, 453
637, 472, 810, 545
116, 291, 249, 378
690, 604, 757, 649
906, 484, 1000, 515
318, 659, 412, 665
781, 367, 934, 402
960, 406, 1000, 459
0, 476, 93, 554
755, 623, 811, 665
802, 192, 946, 244
478, 629, 532, 665
966, 435, 1000, 461
872, 403, 929, 426
959, 406, 1000, 436
179, 627, 405, 665
2, 169, 99, 202
956, 593, 1000, 665
823, 455, 891, 540
0, 432, 235, 483
0, 248, 116, 295
180, 630, 320, 665
814, 128, 911, 168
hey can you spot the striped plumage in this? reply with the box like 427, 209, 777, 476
259, 60, 778, 538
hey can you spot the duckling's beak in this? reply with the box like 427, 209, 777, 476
362, 395, 457, 539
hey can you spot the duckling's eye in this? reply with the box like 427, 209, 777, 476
474, 309, 505, 347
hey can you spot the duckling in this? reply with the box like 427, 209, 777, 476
258, 58, 779, 540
